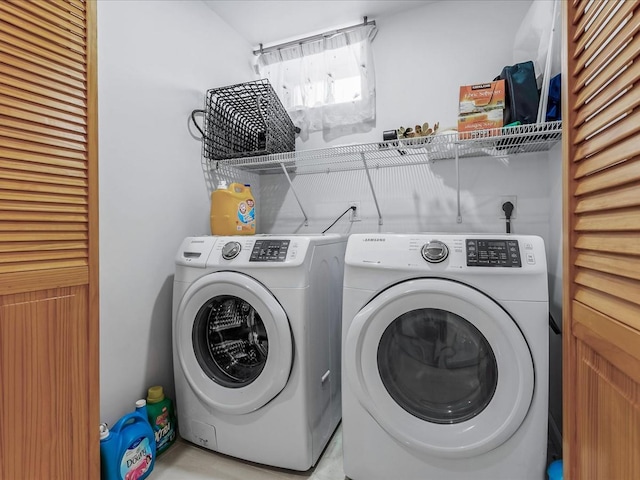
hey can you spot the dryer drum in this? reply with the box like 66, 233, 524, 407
192, 295, 269, 388
377, 308, 498, 425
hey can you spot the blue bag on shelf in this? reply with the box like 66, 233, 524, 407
546, 73, 562, 122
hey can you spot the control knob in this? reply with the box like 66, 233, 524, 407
421, 240, 449, 263
221, 241, 241, 260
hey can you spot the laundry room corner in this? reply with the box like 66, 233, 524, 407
7, 0, 640, 476
96, 0, 257, 427
99, 0, 565, 476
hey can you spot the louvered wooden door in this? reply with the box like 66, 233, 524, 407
0, 1, 99, 478
564, 1, 640, 478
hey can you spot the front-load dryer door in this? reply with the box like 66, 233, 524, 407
344, 278, 534, 458
176, 271, 293, 415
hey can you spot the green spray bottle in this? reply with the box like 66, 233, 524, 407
146, 386, 177, 456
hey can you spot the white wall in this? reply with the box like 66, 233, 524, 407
296, 0, 534, 150
254, 0, 552, 243
97, 0, 254, 426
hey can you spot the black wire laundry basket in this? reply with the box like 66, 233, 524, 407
192, 79, 298, 161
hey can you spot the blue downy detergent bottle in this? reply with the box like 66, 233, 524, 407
100, 400, 156, 480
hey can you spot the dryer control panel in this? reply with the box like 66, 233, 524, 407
466, 239, 521, 267
250, 239, 291, 262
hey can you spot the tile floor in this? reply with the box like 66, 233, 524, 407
153, 424, 346, 480
153, 423, 558, 479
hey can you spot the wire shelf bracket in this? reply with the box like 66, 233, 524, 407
360, 152, 383, 225
279, 162, 309, 226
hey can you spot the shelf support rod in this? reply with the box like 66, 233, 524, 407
455, 143, 462, 223
360, 152, 383, 225
280, 163, 309, 226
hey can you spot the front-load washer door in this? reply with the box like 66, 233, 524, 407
344, 278, 534, 459
176, 271, 293, 415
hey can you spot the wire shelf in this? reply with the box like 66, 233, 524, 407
209, 121, 562, 175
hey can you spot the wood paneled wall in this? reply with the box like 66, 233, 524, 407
563, 1, 640, 478
0, 1, 99, 478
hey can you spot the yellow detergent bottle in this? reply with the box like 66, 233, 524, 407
210, 181, 256, 235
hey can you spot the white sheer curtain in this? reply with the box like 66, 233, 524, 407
256, 24, 377, 138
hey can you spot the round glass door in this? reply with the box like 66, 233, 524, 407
377, 308, 498, 425
176, 272, 293, 415
344, 278, 534, 458
193, 295, 269, 388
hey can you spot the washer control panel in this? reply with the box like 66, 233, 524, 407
250, 239, 290, 262
466, 239, 521, 267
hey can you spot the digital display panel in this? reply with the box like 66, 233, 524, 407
249, 240, 290, 262
466, 239, 521, 267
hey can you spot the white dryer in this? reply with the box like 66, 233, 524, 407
173, 234, 346, 470
342, 233, 549, 480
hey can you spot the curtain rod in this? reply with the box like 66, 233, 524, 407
253, 16, 375, 56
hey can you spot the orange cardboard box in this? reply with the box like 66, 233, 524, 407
458, 80, 505, 113
458, 80, 505, 139
458, 110, 504, 139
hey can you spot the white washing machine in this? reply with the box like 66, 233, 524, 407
173, 234, 346, 470
342, 233, 549, 480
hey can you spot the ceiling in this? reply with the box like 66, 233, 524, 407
203, 0, 435, 50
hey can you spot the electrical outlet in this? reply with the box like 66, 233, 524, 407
349, 201, 361, 222
499, 196, 517, 219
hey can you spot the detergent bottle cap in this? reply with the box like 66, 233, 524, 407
216, 180, 228, 189
135, 399, 147, 408
147, 385, 165, 404
99, 423, 110, 440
